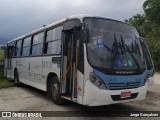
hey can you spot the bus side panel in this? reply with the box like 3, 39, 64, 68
42, 56, 61, 77
42, 56, 61, 91
6, 58, 14, 79
5, 58, 11, 78
28, 56, 46, 91
11, 58, 17, 79
12, 57, 46, 91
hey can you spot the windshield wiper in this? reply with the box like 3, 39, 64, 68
111, 33, 118, 68
120, 35, 141, 70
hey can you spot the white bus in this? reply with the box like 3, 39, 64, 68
5, 15, 154, 106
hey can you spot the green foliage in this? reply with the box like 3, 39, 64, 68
0, 50, 4, 60
0, 77, 13, 88
125, 0, 160, 70
143, 0, 160, 24
125, 14, 146, 37
152, 49, 160, 70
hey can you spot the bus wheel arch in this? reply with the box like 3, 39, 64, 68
46, 72, 57, 96
46, 72, 65, 104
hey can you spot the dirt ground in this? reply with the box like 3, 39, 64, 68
0, 74, 160, 120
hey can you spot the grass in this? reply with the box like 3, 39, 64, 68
0, 77, 14, 88
0, 78, 13, 87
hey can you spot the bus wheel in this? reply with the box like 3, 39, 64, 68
14, 70, 22, 86
48, 76, 65, 105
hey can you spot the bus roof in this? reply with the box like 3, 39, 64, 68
7, 14, 132, 44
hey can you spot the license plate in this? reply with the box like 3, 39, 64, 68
121, 91, 131, 98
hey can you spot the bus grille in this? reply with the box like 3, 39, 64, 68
108, 82, 141, 90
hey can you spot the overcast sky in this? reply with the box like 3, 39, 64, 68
0, 0, 146, 44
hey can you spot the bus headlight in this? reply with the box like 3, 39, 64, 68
89, 72, 107, 89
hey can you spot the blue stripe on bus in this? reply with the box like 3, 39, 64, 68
93, 69, 149, 90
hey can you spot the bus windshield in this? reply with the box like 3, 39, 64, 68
84, 18, 146, 74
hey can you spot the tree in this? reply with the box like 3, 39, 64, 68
143, 0, 160, 24
125, 0, 160, 70
143, 0, 160, 48
125, 14, 146, 37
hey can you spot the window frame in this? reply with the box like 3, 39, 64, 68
30, 31, 45, 56
43, 24, 63, 56
22, 36, 32, 57
14, 39, 22, 57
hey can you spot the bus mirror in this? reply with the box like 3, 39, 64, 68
82, 29, 89, 43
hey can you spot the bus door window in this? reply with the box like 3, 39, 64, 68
65, 31, 74, 96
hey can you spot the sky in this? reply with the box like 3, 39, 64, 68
0, 0, 146, 44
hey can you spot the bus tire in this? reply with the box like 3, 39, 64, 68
14, 70, 22, 86
48, 76, 65, 105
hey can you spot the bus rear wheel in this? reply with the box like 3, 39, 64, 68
48, 76, 65, 105
14, 70, 22, 86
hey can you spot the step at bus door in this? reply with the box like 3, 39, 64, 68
60, 27, 79, 100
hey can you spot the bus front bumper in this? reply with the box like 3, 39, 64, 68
83, 80, 148, 106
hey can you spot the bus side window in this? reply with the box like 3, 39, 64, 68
22, 37, 31, 56
15, 40, 22, 57
31, 32, 44, 56
44, 25, 63, 55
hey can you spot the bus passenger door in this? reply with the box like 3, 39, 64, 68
6, 45, 14, 78
61, 27, 80, 100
